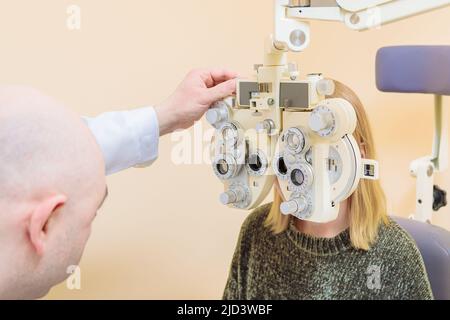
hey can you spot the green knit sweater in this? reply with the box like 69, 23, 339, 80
223, 203, 433, 300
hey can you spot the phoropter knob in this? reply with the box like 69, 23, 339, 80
309, 105, 336, 137
256, 119, 276, 135
309, 111, 333, 133
433, 185, 447, 211
220, 187, 246, 205
206, 102, 229, 128
280, 197, 307, 216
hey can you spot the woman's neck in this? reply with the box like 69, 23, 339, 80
294, 200, 350, 238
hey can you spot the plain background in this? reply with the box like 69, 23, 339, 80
0, 0, 449, 299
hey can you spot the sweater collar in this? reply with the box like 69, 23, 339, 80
286, 219, 353, 256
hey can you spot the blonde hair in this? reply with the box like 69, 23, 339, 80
265, 81, 389, 250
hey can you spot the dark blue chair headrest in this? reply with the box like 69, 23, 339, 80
376, 46, 450, 96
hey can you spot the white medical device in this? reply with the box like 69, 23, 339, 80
409, 96, 448, 223
206, 0, 450, 223
274, 0, 450, 52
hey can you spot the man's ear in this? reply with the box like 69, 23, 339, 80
28, 194, 67, 256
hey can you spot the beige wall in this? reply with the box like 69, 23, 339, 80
0, 0, 449, 299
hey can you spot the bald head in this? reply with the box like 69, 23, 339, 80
0, 86, 105, 202
0, 86, 106, 299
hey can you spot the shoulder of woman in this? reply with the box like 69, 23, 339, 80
239, 202, 273, 237
375, 217, 423, 261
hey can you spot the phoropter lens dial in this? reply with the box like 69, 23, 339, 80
273, 152, 289, 180
288, 162, 314, 191
213, 154, 242, 180
246, 150, 268, 177
219, 121, 242, 149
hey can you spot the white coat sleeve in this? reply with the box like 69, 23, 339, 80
83, 107, 160, 175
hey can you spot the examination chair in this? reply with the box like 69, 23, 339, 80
393, 217, 450, 300
376, 46, 450, 300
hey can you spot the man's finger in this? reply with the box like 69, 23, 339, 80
199, 70, 215, 88
206, 79, 236, 104
208, 69, 238, 87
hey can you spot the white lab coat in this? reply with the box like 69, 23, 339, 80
83, 107, 159, 175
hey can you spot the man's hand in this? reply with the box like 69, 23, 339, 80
155, 68, 237, 136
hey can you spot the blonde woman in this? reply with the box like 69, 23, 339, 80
223, 81, 433, 300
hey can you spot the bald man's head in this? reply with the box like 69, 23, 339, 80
0, 86, 106, 299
